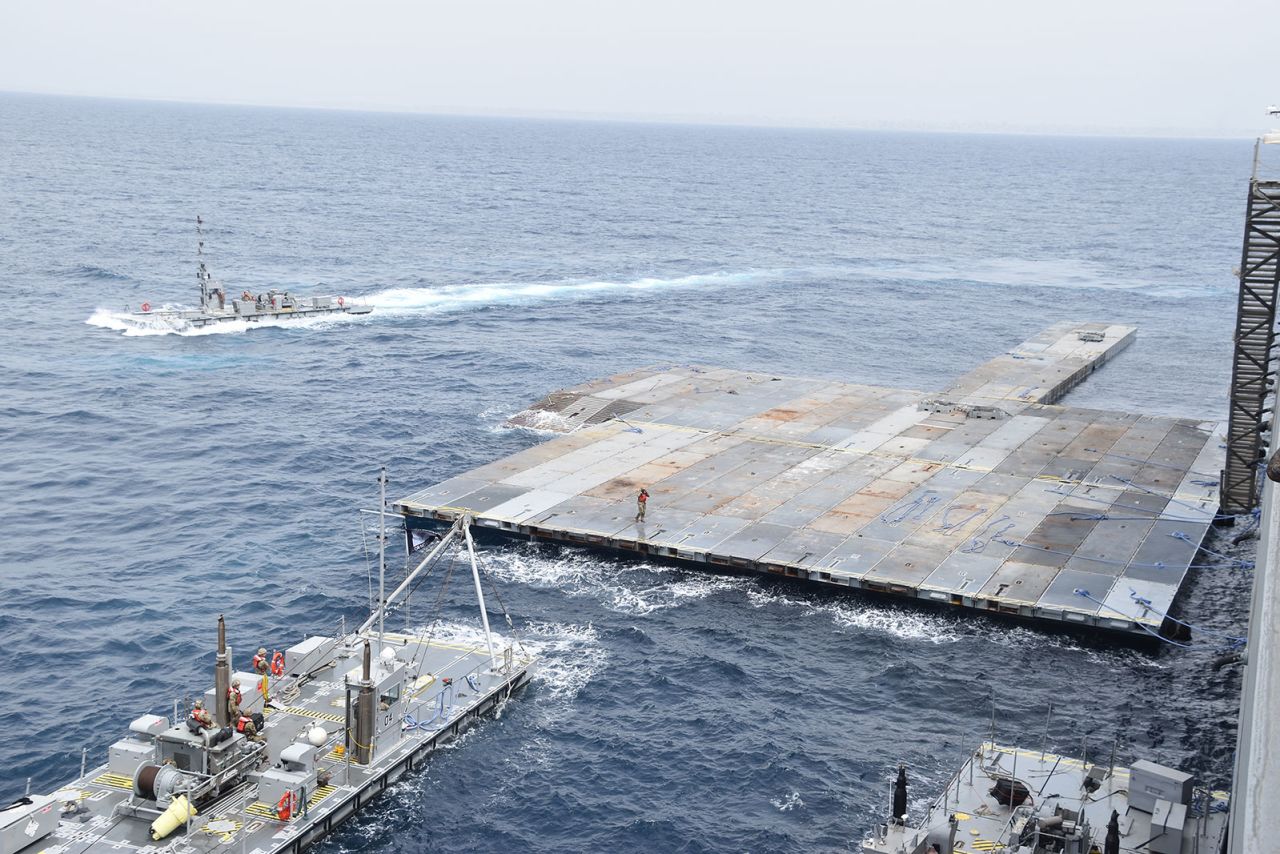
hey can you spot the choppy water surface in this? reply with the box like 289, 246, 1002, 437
0, 93, 1256, 851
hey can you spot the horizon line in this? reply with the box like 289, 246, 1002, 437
0, 87, 1263, 142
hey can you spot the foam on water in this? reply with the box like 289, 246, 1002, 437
484, 549, 738, 616
365, 269, 778, 316
744, 587, 963, 644
771, 791, 804, 812
402, 618, 605, 707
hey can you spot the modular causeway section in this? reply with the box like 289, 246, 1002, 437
395, 323, 1224, 637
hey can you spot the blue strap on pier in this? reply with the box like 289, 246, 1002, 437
1170, 531, 1254, 569
1071, 589, 1195, 648
1124, 587, 1246, 645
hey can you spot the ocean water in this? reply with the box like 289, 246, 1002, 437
0, 92, 1257, 851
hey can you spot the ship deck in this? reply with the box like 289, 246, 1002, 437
17, 631, 533, 854
395, 322, 1225, 637
862, 742, 1229, 854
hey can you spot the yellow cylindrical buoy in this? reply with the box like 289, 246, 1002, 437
150, 795, 198, 840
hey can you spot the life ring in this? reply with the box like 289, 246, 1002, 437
270, 651, 285, 677
337, 296, 345, 307
141, 302, 151, 313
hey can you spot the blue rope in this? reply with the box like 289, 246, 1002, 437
934, 506, 985, 533
1046, 511, 1110, 521
1042, 486, 1234, 521
1083, 448, 1218, 479
1170, 531, 1254, 569
961, 516, 1014, 554
996, 535, 1248, 571
1108, 475, 1213, 514
881, 491, 940, 525
1072, 588, 1193, 647
1125, 588, 1246, 645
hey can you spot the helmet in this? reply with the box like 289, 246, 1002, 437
232, 679, 241, 688
194, 700, 204, 709
257, 648, 267, 656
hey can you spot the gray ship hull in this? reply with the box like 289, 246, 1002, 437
124, 300, 372, 332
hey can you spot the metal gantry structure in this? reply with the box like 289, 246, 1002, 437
1222, 150, 1280, 515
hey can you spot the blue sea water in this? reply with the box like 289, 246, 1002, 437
0, 92, 1258, 851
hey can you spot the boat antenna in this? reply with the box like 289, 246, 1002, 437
195, 215, 211, 311
378, 467, 387, 648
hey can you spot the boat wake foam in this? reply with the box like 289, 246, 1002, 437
365, 269, 775, 317
483, 549, 737, 616
85, 268, 769, 337
404, 618, 606, 706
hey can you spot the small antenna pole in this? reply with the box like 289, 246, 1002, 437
378, 467, 387, 648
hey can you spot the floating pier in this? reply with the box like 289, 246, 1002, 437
395, 322, 1225, 636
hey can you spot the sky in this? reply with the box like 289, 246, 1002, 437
1, 0, 1276, 137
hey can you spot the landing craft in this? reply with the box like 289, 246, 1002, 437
0, 472, 533, 853
115, 217, 372, 333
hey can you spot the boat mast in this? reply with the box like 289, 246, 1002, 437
378, 467, 387, 648
195, 215, 211, 311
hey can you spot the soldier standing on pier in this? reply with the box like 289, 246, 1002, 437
635, 487, 649, 522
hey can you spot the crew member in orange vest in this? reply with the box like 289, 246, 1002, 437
635, 487, 649, 522
234, 711, 264, 743
189, 700, 214, 731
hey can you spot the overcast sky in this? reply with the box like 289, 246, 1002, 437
1, 0, 1275, 136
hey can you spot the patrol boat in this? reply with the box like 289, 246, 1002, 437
1, 479, 534, 854
119, 217, 372, 332
862, 741, 1229, 854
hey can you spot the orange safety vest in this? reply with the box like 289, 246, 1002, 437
227, 687, 242, 704
252, 654, 267, 671
235, 716, 252, 733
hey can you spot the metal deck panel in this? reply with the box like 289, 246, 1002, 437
979, 561, 1060, 605
710, 522, 798, 562
524, 494, 628, 533
1036, 567, 1113, 614
634, 509, 709, 545
445, 482, 530, 514
760, 529, 849, 567
864, 544, 952, 587
484, 488, 576, 523
667, 514, 753, 552
814, 536, 899, 578
397, 476, 494, 511
921, 551, 1004, 595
